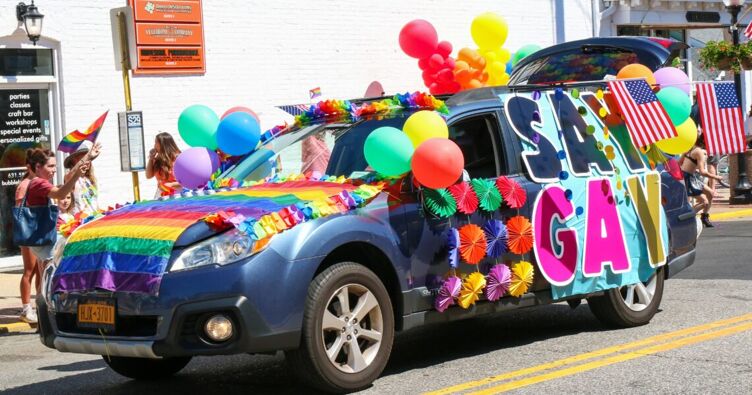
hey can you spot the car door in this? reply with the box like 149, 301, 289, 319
403, 109, 528, 312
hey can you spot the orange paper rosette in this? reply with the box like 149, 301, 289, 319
458, 223, 487, 264
507, 215, 533, 255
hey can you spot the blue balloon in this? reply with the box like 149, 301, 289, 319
216, 112, 261, 156
506, 61, 513, 74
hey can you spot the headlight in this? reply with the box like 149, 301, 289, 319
170, 229, 262, 272
41, 262, 56, 304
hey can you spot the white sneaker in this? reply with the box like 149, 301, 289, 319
19, 308, 38, 324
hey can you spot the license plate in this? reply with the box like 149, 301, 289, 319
77, 298, 116, 332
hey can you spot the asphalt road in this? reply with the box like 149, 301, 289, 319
1, 221, 750, 394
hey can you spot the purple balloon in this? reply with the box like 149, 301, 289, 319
654, 67, 690, 95
173, 147, 220, 190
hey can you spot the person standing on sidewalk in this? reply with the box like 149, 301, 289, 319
146, 132, 181, 198
681, 138, 724, 228
14, 158, 41, 323
18, 149, 91, 323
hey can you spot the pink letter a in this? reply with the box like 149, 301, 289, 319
583, 179, 631, 277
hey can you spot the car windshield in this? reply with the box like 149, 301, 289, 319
223, 115, 410, 183
513, 50, 640, 85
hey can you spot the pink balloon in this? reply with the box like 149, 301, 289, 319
437, 41, 453, 57
399, 20, 439, 59
428, 53, 445, 70
437, 68, 454, 83
654, 67, 690, 95
221, 106, 259, 122
418, 58, 430, 70
443, 57, 456, 70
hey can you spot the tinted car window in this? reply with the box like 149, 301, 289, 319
448, 114, 502, 178
515, 51, 640, 85
326, 117, 408, 177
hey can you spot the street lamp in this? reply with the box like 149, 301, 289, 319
16, 1, 44, 45
723, 0, 752, 203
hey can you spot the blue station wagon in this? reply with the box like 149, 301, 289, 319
37, 37, 697, 393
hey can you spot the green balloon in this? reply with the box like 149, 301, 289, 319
512, 44, 542, 66
656, 87, 691, 125
364, 126, 414, 176
178, 105, 219, 149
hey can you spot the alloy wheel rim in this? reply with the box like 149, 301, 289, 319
620, 273, 658, 312
321, 283, 384, 374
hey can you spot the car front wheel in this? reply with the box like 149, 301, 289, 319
286, 262, 394, 393
103, 355, 191, 380
587, 267, 664, 328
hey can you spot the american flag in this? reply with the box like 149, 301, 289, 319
276, 104, 311, 116
607, 79, 677, 148
745, 23, 752, 39
696, 82, 747, 155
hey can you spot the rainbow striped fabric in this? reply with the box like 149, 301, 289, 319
52, 180, 372, 295
57, 111, 109, 153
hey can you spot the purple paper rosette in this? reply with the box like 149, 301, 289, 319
485, 264, 512, 302
435, 276, 462, 313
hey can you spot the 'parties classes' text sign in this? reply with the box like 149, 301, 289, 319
128, 0, 204, 74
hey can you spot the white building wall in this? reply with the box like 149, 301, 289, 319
0, 0, 594, 205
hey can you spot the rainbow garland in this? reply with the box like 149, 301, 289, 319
294, 91, 449, 127
52, 178, 383, 295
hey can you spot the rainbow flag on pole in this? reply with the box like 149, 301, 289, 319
57, 110, 109, 153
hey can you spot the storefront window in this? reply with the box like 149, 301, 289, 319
0, 49, 54, 76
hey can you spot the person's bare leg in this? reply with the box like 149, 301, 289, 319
692, 195, 707, 213
708, 164, 717, 196
702, 184, 714, 214
19, 247, 34, 305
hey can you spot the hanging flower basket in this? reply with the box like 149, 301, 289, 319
699, 40, 741, 73
742, 57, 752, 70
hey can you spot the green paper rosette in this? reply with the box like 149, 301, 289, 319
471, 178, 503, 212
424, 188, 457, 218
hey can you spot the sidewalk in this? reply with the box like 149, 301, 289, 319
0, 270, 37, 334
708, 187, 752, 222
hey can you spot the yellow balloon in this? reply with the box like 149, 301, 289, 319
497, 48, 511, 64
498, 73, 510, 86
482, 50, 498, 63
655, 118, 698, 155
471, 12, 509, 50
403, 110, 449, 148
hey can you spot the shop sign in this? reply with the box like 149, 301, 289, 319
128, 0, 204, 74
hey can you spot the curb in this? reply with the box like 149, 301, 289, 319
0, 322, 35, 335
710, 208, 752, 222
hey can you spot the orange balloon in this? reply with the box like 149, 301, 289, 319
616, 64, 656, 87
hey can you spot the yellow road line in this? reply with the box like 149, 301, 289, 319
711, 208, 752, 222
423, 313, 752, 395
0, 322, 34, 334
470, 321, 752, 394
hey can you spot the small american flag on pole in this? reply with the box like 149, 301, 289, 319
696, 82, 747, 155
607, 79, 677, 148
744, 23, 752, 39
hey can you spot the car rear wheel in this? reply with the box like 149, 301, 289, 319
286, 262, 394, 393
587, 267, 664, 328
103, 355, 191, 380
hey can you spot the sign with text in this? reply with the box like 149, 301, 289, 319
128, 0, 205, 74
118, 111, 146, 172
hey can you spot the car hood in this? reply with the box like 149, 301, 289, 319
52, 179, 382, 295
509, 36, 687, 85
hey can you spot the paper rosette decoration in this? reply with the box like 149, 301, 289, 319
507, 215, 533, 255
496, 176, 527, 209
483, 219, 508, 258
485, 264, 512, 302
448, 182, 479, 214
447, 227, 460, 268
509, 261, 534, 297
458, 272, 487, 309
424, 188, 457, 218
458, 223, 487, 264
471, 178, 502, 212
435, 275, 462, 312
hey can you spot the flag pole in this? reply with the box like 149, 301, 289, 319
117, 10, 141, 202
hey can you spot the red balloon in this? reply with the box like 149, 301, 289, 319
436, 68, 454, 83
443, 57, 456, 70
399, 20, 439, 59
418, 58, 430, 70
428, 53, 445, 70
437, 41, 453, 57
221, 106, 259, 122
412, 138, 465, 189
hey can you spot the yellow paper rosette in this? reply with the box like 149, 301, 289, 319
508, 261, 534, 297
458, 272, 487, 309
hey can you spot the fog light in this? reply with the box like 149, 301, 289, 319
204, 314, 233, 342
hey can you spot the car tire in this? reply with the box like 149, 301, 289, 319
587, 267, 665, 328
103, 355, 191, 380
285, 262, 395, 393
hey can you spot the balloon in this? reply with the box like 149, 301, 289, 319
403, 110, 449, 147
655, 118, 698, 155
656, 87, 691, 125
512, 44, 542, 66
178, 105, 219, 149
428, 53, 445, 70
399, 19, 438, 59
364, 127, 414, 176
616, 64, 656, 87
471, 12, 508, 49
173, 147, 220, 189
221, 106, 259, 122
654, 67, 690, 94
216, 112, 261, 156
437, 41, 453, 57
411, 138, 465, 189
506, 61, 514, 74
